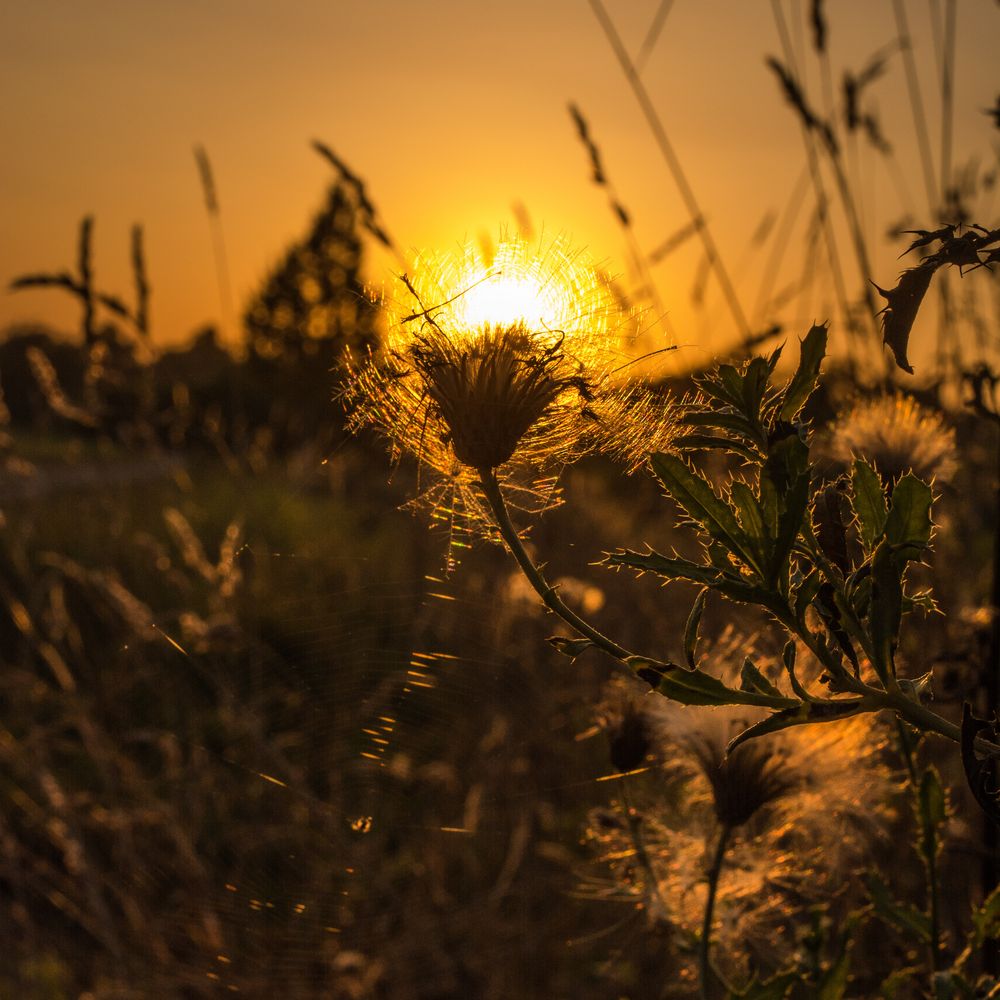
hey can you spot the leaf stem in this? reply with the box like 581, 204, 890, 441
699, 823, 732, 1000
476, 468, 632, 662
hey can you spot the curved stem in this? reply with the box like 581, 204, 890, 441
699, 824, 732, 1000
477, 468, 633, 662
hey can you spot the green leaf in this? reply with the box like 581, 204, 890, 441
730, 480, 770, 564
651, 453, 765, 575
817, 948, 850, 1000
673, 432, 762, 462
878, 967, 923, 999
762, 433, 811, 582
626, 657, 797, 709
683, 587, 708, 669
727, 698, 864, 755
547, 636, 594, 659
741, 356, 772, 422
870, 539, 903, 683
970, 884, 1000, 949
851, 459, 888, 551
865, 872, 931, 943
779, 323, 828, 421
918, 766, 947, 866
680, 409, 766, 450
740, 657, 785, 698
728, 972, 798, 999
793, 569, 823, 626
781, 640, 814, 701
607, 548, 726, 586
885, 474, 933, 557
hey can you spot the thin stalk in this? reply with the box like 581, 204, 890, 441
476, 468, 632, 662
769, 1, 860, 366
926, 800, 943, 973
699, 823, 732, 1000
892, 0, 939, 214
620, 782, 670, 922
587, 0, 751, 340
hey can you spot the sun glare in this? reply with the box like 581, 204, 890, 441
455, 270, 560, 332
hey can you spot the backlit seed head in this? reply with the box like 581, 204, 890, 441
825, 391, 957, 486
343, 236, 642, 543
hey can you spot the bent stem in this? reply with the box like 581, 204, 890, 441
700, 823, 732, 1000
476, 467, 632, 662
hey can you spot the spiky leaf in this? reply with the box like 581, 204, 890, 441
683, 587, 708, 669
651, 453, 764, 574
869, 539, 903, 683
727, 698, 864, 754
779, 323, 828, 420
885, 474, 933, 557
850, 459, 888, 550
627, 657, 797, 709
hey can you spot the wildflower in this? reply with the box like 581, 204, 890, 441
823, 391, 958, 486
584, 632, 893, 983
343, 236, 639, 538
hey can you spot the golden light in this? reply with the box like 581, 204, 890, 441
454, 269, 561, 332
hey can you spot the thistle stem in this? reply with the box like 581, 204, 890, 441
476, 468, 632, 662
699, 823, 732, 1000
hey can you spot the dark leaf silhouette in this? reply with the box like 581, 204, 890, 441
873, 262, 935, 373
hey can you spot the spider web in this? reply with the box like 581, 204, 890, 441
106, 544, 647, 998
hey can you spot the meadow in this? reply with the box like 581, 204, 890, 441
3, 3, 1000, 998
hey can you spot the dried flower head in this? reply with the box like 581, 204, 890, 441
824, 391, 958, 486
344, 236, 641, 539
584, 633, 894, 981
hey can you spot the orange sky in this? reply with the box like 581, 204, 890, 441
2, 1, 998, 367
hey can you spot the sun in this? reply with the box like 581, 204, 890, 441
454, 269, 561, 332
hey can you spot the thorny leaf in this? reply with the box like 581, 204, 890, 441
547, 636, 594, 660
873, 263, 935, 374
779, 322, 827, 421
850, 459, 888, 551
683, 587, 708, 670
627, 657, 797, 710
726, 698, 864, 755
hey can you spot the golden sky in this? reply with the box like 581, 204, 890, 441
2, 1, 998, 364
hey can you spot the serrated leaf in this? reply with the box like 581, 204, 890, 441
607, 548, 727, 586
547, 636, 594, 659
627, 657, 797, 709
885, 474, 933, 556
730, 480, 769, 555
865, 873, 932, 942
793, 569, 823, 625
742, 356, 772, 421
762, 433, 811, 582
680, 409, 768, 451
781, 640, 814, 701
683, 588, 708, 669
651, 453, 765, 575
673, 432, 762, 462
726, 698, 864, 755
851, 459, 888, 551
740, 657, 785, 698
870, 539, 903, 683
780, 322, 828, 420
